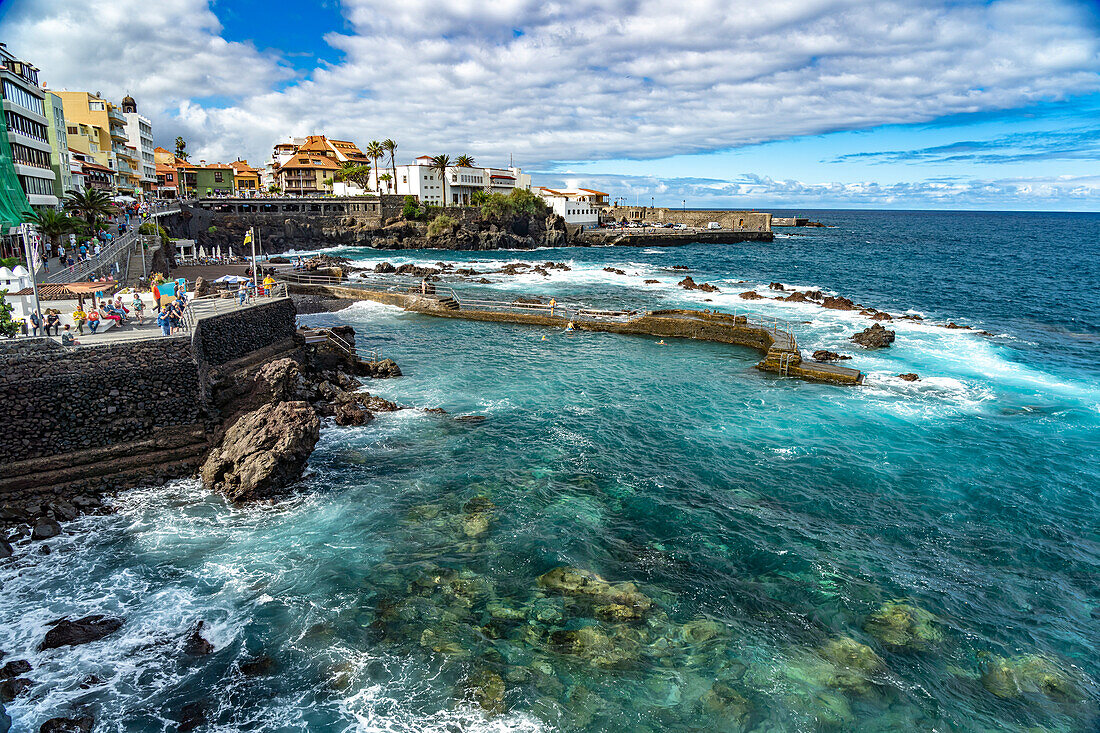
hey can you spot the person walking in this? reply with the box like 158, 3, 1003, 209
130, 293, 145, 325
237, 281, 248, 306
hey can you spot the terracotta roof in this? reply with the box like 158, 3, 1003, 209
578, 188, 609, 195
278, 156, 339, 171
230, 160, 259, 173
81, 161, 114, 173
11, 281, 118, 300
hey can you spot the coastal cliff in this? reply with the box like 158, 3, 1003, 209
163, 205, 571, 254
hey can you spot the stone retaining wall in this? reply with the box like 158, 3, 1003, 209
0, 337, 202, 464
192, 298, 298, 367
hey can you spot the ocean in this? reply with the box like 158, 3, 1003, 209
2, 210, 1098, 731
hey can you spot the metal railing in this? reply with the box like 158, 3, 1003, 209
321, 330, 387, 365
45, 229, 140, 284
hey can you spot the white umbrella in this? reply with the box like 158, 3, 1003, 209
213, 275, 250, 283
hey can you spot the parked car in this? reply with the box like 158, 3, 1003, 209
707, 222, 721, 230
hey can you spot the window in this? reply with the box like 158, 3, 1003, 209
89, 100, 106, 111
5, 111, 47, 141
10, 142, 52, 169
1, 81, 44, 115
18, 174, 55, 196
214, 171, 224, 182
67, 126, 78, 134
166, 173, 174, 182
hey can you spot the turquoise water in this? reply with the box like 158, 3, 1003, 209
2, 211, 1098, 731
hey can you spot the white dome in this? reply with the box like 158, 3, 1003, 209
0, 267, 12, 281
12, 265, 28, 277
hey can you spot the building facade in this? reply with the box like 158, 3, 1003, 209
332, 154, 532, 205
120, 96, 155, 196
54, 90, 139, 196
275, 153, 338, 195
230, 159, 260, 195
42, 93, 72, 200
179, 161, 235, 198
534, 187, 602, 227
1, 44, 59, 209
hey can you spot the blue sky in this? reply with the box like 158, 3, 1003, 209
4, 0, 1099, 210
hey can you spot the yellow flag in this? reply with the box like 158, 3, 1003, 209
243, 231, 252, 245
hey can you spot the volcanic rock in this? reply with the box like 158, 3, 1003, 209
200, 401, 320, 502
871, 311, 893, 321
812, 350, 851, 362
177, 702, 207, 733
603, 267, 626, 275
361, 393, 400, 412
739, 291, 764, 300
850, 323, 896, 348
38, 714, 94, 733
240, 655, 275, 677
361, 358, 402, 379
769, 282, 786, 291
39, 615, 123, 651
897, 373, 920, 382
334, 401, 371, 426
183, 621, 214, 656
0, 539, 11, 559
464, 669, 506, 714
31, 518, 61, 541
678, 276, 719, 292
821, 295, 859, 310
644, 279, 660, 284
0, 678, 32, 703
0, 661, 30, 679
778, 291, 812, 303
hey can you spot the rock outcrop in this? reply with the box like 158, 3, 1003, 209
39, 616, 124, 651
739, 291, 764, 300
678, 276, 719, 293
850, 323, 896, 348
812, 350, 851, 362
200, 401, 320, 502
897, 373, 920, 382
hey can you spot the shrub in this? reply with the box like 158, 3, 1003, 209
402, 195, 423, 221
427, 215, 457, 238
0, 289, 19, 338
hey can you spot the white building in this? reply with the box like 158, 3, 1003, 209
534, 187, 607, 227
333, 154, 531, 205
263, 137, 307, 189
120, 96, 155, 197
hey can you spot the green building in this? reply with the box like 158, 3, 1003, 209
43, 92, 73, 200
179, 162, 234, 198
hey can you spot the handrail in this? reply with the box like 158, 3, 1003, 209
45, 229, 140, 284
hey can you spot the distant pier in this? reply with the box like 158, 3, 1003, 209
280, 273, 864, 386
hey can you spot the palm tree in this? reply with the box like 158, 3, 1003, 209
429, 154, 452, 207
383, 139, 398, 194
366, 141, 385, 195
65, 188, 116, 227
379, 173, 393, 193
24, 208, 77, 252
455, 154, 476, 169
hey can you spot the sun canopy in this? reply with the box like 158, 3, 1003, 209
213, 275, 251, 283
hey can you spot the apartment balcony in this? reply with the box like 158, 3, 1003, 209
108, 107, 126, 124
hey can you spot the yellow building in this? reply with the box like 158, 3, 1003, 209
51, 91, 140, 195
230, 159, 261, 195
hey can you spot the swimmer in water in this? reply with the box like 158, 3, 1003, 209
657, 339, 666, 345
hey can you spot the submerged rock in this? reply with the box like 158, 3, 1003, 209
240, 655, 275, 677
549, 626, 641, 668
850, 323, 896, 348
461, 496, 495, 538
980, 653, 1079, 701
699, 681, 751, 727
863, 601, 942, 651
39, 615, 124, 651
897, 373, 920, 382
177, 702, 207, 733
536, 567, 652, 615
38, 714, 94, 733
817, 637, 887, 694
201, 401, 320, 502
464, 669, 506, 714
183, 621, 214, 656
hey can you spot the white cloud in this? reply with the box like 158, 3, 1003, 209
3, 0, 1098, 178
537, 171, 1100, 208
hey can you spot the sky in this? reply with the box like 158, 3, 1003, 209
2, 0, 1098, 210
